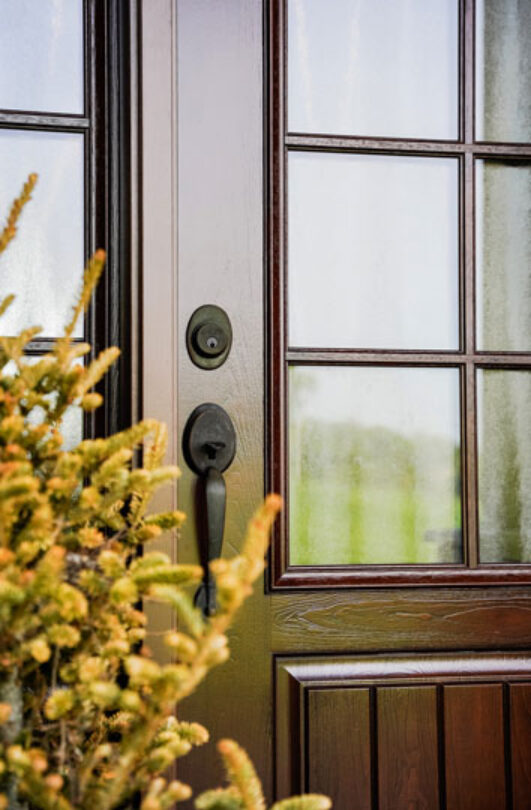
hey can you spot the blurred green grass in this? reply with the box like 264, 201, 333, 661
289, 420, 461, 566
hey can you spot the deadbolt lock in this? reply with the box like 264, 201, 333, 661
186, 305, 232, 369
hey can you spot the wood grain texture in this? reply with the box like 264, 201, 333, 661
275, 664, 304, 801
274, 566, 531, 588
377, 686, 439, 810
510, 683, 531, 810
444, 684, 506, 810
276, 653, 531, 692
141, 0, 179, 668
172, 0, 269, 801
307, 688, 371, 810
139, 4, 531, 810
277, 654, 531, 808
271, 588, 531, 652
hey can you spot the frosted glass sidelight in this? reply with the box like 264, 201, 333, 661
476, 161, 531, 351
288, 0, 458, 139
0, 0, 84, 114
288, 152, 459, 350
0, 130, 84, 338
478, 370, 531, 562
476, 0, 531, 143
289, 366, 462, 566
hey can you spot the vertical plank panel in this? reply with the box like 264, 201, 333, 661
307, 687, 371, 810
444, 684, 506, 810
511, 683, 531, 810
377, 686, 439, 810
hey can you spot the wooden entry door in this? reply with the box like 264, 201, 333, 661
140, 2, 531, 808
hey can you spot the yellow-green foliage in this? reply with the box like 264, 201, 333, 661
0, 179, 327, 810
195, 741, 331, 810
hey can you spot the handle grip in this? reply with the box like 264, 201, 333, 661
205, 466, 226, 564
182, 403, 236, 616
195, 466, 227, 616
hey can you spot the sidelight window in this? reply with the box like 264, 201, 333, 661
0, 0, 133, 441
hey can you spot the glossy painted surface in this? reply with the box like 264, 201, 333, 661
288, 0, 458, 139
277, 653, 531, 809
169, 0, 270, 798
288, 151, 459, 350
138, 2, 531, 807
0, 0, 84, 114
476, 160, 531, 351
0, 130, 84, 337
289, 365, 462, 564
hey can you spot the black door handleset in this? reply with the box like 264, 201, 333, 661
183, 306, 236, 614
182, 402, 236, 616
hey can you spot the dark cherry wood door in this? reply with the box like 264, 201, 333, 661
141, 2, 531, 808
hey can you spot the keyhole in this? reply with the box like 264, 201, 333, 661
204, 440, 226, 461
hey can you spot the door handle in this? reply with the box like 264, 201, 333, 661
200, 466, 226, 614
182, 403, 236, 615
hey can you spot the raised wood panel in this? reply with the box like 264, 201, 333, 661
377, 686, 439, 810
276, 654, 531, 809
510, 683, 531, 810
271, 589, 531, 653
307, 688, 371, 810
275, 667, 304, 801
444, 684, 506, 810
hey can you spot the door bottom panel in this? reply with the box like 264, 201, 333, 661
275, 652, 531, 810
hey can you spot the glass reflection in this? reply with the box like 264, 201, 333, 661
0, 130, 84, 338
478, 370, 531, 563
0, 0, 84, 114
476, 0, 531, 143
288, 151, 459, 350
476, 161, 531, 351
288, 0, 458, 139
289, 366, 462, 565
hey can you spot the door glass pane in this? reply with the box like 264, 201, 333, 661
0, 0, 84, 114
289, 366, 462, 565
476, 161, 531, 351
0, 130, 84, 338
476, 0, 531, 143
478, 370, 531, 562
288, 152, 459, 350
288, 0, 458, 139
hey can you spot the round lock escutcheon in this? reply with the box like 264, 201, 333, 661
186, 305, 232, 369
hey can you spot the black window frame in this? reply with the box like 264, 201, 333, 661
0, 0, 139, 440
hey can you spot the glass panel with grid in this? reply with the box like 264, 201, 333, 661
0, 2, 105, 444
269, 0, 531, 586
0, 0, 84, 115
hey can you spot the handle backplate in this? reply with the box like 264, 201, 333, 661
182, 402, 236, 475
